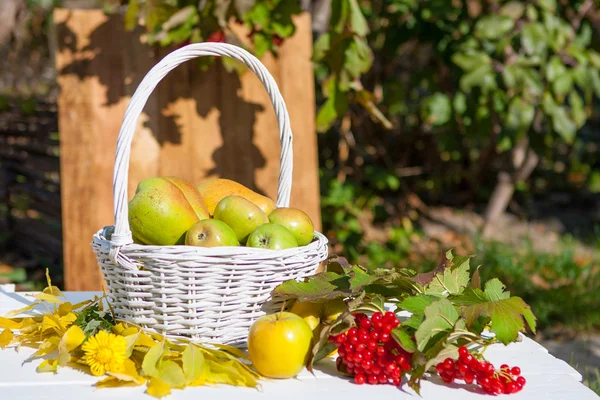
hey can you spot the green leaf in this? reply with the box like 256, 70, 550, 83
312, 33, 330, 62
452, 52, 491, 71
316, 77, 349, 132
415, 299, 459, 352
588, 50, 600, 69
348, 0, 369, 36
453, 280, 537, 344
424, 344, 459, 372
273, 271, 350, 301
330, 0, 350, 34
124, 0, 140, 31
349, 266, 377, 291
506, 97, 534, 131
522, 22, 547, 56
500, 2, 524, 20
538, 0, 556, 12
474, 16, 514, 40
391, 327, 416, 353
453, 92, 467, 115
553, 74, 573, 97
545, 56, 567, 82
569, 91, 586, 128
421, 93, 451, 126
502, 65, 520, 88
182, 344, 205, 385
344, 38, 373, 78
552, 106, 577, 143
424, 255, 472, 297
460, 66, 495, 93
253, 32, 271, 58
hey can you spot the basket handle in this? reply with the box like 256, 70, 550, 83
110, 43, 293, 248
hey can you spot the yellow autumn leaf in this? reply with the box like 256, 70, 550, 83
135, 332, 158, 349
96, 376, 144, 388
58, 325, 86, 366
60, 312, 77, 326
146, 378, 171, 398
58, 302, 72, 316
29, 336, 60, 358
4, 302, 39, 318
37, 359, 58, 373
0, 329, 14, 349
106, 359, 146, 385
0, 317, 22, 330
42, 285, 65, 298
41, 315, 63, 334
142, 341, 165, 378
158, 360, 186, 389
182, 344, 205, 385
123, 332, 141, 358
212, 343, 251, 361
112, 322, 127, 335
121, 326, 139, 336
31, 292, 63, 304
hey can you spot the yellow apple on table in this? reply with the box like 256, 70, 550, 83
248, 312, 313, 379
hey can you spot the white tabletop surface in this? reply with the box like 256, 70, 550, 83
0, 288, 598, 399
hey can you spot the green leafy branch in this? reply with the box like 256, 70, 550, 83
273, 250, 536, 391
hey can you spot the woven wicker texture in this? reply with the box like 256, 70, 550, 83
91, 43, 328, 345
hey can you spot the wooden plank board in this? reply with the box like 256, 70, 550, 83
55, 10, 321, 290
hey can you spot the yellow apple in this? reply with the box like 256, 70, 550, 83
248, 312, 313, 379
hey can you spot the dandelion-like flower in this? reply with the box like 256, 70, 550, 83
82, 330, 127, 376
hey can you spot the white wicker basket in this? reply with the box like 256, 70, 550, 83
91, 43, 328, 346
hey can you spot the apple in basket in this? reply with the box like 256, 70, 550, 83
248, 312, 313, 378
246, 223, 298, 250
185, 219, 239, 247
213, 195, 269, 244
268, 207, 315, 246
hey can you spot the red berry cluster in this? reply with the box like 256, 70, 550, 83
329, 311, 413, 386
436, 346, 526, 394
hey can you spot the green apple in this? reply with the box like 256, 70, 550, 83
268, 207, 314, 246
185, 219, 239, 247
213, 195, 269, 243
246, 223, 298, 250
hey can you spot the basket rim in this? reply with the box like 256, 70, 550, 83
94, 227, 328, 258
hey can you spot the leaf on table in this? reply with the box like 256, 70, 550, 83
123, 332, 141, 358
453, 279, 536, 344
182, 344, 205, 385
135, 332, 158, 349
146, 377, 171, 398
57, 302, 73, 317
97, 376, 145, 388
398, 294, 436, 330
391, 327, 416, 353
37, 359, 58, 373
272, 271, 350, 302
211, 343, 250, 361
29, 336, 60, 359
105, 359, 146, 385
143, 341, 166, 378
424, 344, 459, 371
157, 360, 186, 389
415, 299, 459, 352
0, 316, 22, 329
58, 325, 86, 366
407, 364, 426, 395
0, 328, 13, 348
4, 302, 39, 318
349, 265, 377, 290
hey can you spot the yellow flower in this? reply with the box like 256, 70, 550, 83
82, 330, 127, 376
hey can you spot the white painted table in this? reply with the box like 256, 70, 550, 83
0, 289, 598, 400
